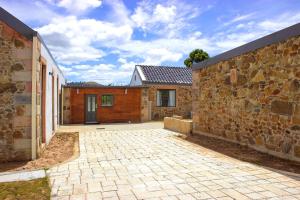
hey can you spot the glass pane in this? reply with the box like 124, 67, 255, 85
102, 95, 113, 106
157, 91, 161, 106
168, 90, 176, 106
88, 96, 91, 111
161, 91, 169, 107
92, 96, 95, 111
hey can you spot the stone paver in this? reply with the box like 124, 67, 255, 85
48, 126, 300, 199
0, 169, 46, 183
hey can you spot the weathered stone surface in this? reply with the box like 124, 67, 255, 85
271, 100, 293, 116
147, 84, 192, 120
193, 35, 300, 161
0, 83, 17, 93
0, 21, 33, 162
295, 146, 300, 158
251, 69, 265, 83
11, 63, 24, 71
14, 95, 31, 104
14, 39, 24, 48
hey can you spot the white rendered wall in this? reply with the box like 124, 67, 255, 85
41, 44, 65, 144
130, 68, 143, 86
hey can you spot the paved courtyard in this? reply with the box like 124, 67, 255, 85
49, 124, 300, 200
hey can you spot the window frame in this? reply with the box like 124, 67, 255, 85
101, 94, 114, 107
156, 89, 176, 107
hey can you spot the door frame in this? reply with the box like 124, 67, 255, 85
41, 63, 47, 144
84, 94, 98, 124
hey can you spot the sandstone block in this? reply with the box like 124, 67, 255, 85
14, 94, 31, 104
11, 63, 24, 71
251, 69, 265, 83
12, 71, 31, 82
0, 83, 17, 93
271, 100, 293, 116
294, 146, 300, 158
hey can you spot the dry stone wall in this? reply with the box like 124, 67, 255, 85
0, 21, 33, 162
193, 35, 300, 161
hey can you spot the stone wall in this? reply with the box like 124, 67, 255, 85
147, 84, 192, 120
0, 21, 33, 162
193, 35, 300, 161
63, 87, 71, 124
140, 87, 150, 122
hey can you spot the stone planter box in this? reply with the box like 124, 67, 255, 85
164, 117, 192, 135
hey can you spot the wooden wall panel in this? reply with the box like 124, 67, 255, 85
69, 87, 141, 123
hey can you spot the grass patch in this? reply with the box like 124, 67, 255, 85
0, 177, 50, 200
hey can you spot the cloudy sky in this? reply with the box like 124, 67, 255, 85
1, 0, 300, 84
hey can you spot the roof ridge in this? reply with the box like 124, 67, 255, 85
136, 64, 187, 69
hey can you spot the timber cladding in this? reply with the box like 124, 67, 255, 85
65, 87, 142, 123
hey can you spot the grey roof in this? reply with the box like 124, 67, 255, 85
0, 7, 37, 40
193, 22, 300, 70
137, 65, 192, 85
0, 7, 64, 76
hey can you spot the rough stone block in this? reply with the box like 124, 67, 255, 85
14, 94, 31, 104
13, 116, 31, 127
294, 146, 300, 158
271, 100, 293, 116
11, 63, 24, 71
164, 117, 192, 135
251, 69, 265, 83
0, 83, 17, 93
13, 138, 31, 150
12, 71, 31, 82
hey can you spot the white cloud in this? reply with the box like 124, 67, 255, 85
0, 0, 61, 24
23, 0, 300, 85
57, 0, 102, 14
63, 63, 131, 85
131, 0, 202, 37
104, 0, 131, 25
36, 16, 133, 64
258, 13, 300, 31
211, 11, 300, 52
114, 36, 212, 65
224, 13, 255, 26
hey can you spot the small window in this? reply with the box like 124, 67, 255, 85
101, 95, 113, 106
157, 90, 176, 107
134, 75, 136, 81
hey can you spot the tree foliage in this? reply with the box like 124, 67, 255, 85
184, 49, 209, 68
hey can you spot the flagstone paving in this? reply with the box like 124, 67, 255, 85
48, 126, 300, 200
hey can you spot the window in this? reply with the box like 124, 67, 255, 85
156, 90, 176, 107
101, 95, 113, 106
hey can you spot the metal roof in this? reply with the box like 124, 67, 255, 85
137, 65, 192, 85
193, 22, 300, 70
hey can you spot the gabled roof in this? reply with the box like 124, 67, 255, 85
0, 7, 37, 40
193, 22, 300, 70
0, 7, 65, 77
136, 65, 192, 85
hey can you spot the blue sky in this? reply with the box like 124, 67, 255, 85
1, 0, 300, 84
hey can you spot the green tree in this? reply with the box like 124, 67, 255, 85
184, 49, 209, 68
